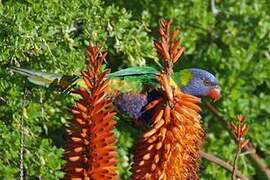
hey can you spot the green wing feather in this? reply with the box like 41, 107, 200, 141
108, 67, 159, 93
106, 66, 158, 77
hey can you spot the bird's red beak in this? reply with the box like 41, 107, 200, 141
207, 87, 221, 101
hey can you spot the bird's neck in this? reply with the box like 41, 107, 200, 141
171, 69, 193, 88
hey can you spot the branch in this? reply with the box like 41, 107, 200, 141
19, 82, 29, 180
205, 102, 270, 179
231, 144, 241, 180
200, 151, 249, 180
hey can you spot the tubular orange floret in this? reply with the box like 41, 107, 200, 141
159, 73, 173, 103
64, 43, 118, 180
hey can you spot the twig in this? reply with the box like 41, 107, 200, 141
200, 151, 249, 180
20, 82, 28, 180
205, 102, 270, 179
232, 145, 241, 180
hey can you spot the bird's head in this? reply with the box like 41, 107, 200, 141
174, 68, 221, 101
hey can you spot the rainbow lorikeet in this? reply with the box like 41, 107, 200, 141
10, 66, 221, 120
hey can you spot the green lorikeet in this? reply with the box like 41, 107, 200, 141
10, 66, 221, 120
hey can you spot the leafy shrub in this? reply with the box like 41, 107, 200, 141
0, 0, 269, 179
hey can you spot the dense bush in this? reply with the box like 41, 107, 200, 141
0, 0, 269, 179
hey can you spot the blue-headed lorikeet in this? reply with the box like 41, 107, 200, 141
10, 66, 221, 120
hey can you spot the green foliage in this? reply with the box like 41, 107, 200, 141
1, 0, 270, 179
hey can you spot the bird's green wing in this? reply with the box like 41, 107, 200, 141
107, 66, 158, 77
107, 67, 159, 93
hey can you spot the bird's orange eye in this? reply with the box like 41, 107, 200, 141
204, 80, 212, 86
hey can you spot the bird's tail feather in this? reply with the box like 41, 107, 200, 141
10, 66, 79, 93
9, 66, 38, 77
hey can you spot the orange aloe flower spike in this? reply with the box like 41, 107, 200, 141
64, 43, 118, 180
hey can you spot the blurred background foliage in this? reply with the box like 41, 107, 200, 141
0, 0, 269, 179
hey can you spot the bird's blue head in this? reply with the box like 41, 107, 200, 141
177, 68, 221, 101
